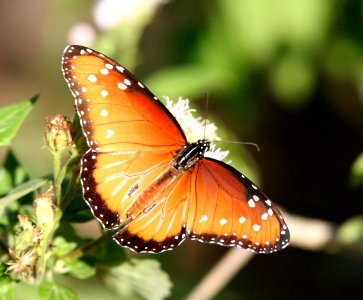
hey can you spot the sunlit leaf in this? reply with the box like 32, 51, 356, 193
62, 258, 96, 279
336, 215, 363, 245
38, 282, 77, 300
0, 264, 13, 300
104, 259, 172, 300
0, 96, 38, 147
0, 179, 48, 216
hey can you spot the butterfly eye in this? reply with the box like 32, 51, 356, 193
62, 45, 289, 254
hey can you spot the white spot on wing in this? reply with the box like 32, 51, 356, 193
100, 109, 108, 117
261, 213, 268, 220
87, 74, 97, 82
252, 224, 261, 232
219, 218, 227, 225
248, 199, 255, 208
199, 215, 208, 223
118, 82, 127, 90
106, 129, 115, 139
101, 90, 108, 97
239, 216, 246, 224
116, 65, 124, 72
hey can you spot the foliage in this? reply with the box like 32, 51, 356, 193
1, 0, 363, 299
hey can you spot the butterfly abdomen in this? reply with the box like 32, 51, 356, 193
127, 165, 183, 218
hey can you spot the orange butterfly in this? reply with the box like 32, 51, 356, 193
62, 45, 289, 254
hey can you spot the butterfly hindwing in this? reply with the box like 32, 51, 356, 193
187, 158, 289, 253
113, 170, 192, 253
81, 148, 179, 229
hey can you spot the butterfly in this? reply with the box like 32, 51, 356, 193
62, 45, 290, 254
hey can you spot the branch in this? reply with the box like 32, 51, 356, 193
186, 212, 338, 300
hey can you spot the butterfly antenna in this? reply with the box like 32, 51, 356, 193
214, 140, 261, 152
203, 92, 209, 140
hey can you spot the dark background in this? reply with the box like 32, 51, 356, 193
1, 1, 363, 299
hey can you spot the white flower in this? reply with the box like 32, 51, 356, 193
164, 97, 230, 162
67, 23, 96, 46
93, 0, 167, 30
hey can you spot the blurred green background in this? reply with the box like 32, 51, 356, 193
1, 0, 363, 299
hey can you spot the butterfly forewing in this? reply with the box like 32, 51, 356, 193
62, 45, 186, 152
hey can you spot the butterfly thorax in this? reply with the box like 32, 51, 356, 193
126, 140, 210, 219
172, 140, 210, 172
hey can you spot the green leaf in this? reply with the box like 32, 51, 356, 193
0, 179, 48, 216
0, 151, 28, 196
52, 236, 78, 257
337, 215, 363, 245
0, 282, 14, 300
0, 264, 14, 299
85, 239, 127, 266
38, 282, 77, 300
104, 259, 172, 300
0, 96, 38, 147
0, 167, 12, 196
349, 152, 363, 187
63, 257, 96, 279
62, 195, 94, 223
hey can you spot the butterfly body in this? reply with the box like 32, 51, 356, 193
62, 45, 290, 254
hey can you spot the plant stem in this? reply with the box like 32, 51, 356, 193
53, 151, 62, 203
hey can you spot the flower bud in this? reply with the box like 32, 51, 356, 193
34, 192, 55, 237
45, 114, 73, 153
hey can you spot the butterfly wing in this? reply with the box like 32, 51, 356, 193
81, 149, 178, 228
62, 45, 187, 228
113, 170, 192, 253
187, 158, 289, 253
62, 45, 186, 152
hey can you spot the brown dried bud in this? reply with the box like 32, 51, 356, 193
45, 114, 73, 152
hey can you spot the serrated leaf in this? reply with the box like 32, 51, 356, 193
104, 259, 172, 300
0, 179, 48, 216
38, 282, 77, 300
0, 96, 38, 147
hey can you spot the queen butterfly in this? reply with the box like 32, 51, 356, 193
62, 45, 289, 254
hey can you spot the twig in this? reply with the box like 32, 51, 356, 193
186, 212, 338, 300
187, 249, 253, 300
